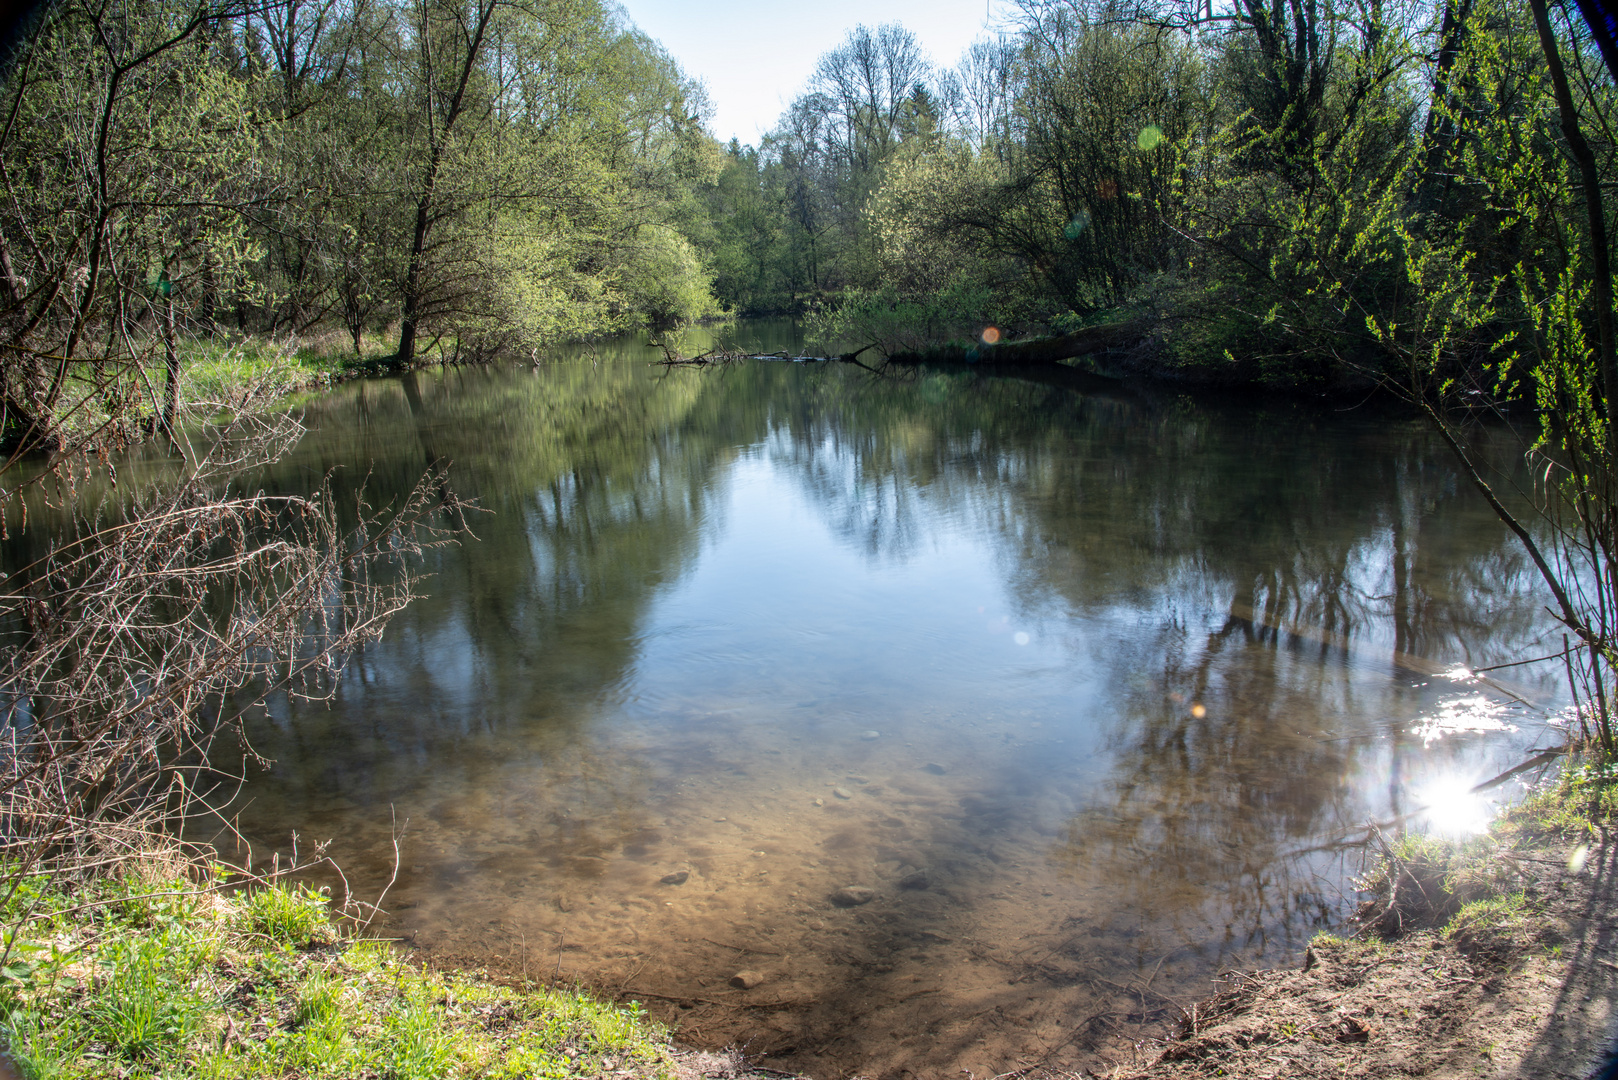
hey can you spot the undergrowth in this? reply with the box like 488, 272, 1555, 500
179, 335, 358, 403
0, 867, 674, 1079
1353, 830, 1526, 937
1496, 760, 1618, 839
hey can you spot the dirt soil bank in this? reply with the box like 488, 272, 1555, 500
1093, 832, 1618, 1080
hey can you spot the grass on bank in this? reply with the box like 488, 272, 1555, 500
178, 334, 362, 403
0, 865, 674, 1079
42, 326, 441, 445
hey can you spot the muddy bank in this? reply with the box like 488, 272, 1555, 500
1100, 830, 1618, 1080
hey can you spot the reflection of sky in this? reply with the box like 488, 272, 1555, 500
625, 444, 1094, 741
1410, 694, 1516, 749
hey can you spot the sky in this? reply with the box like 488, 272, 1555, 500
616, 0, 1009, 146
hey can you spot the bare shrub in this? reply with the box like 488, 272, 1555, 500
0, 402, 462, 909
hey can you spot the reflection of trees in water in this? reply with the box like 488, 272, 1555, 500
89, 355, 1557, 957
713, 363, 1556, 961
734, 362, 1548, 672
221, 362, 732, 828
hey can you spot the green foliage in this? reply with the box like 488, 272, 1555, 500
0, 0, 731, 454
1499, 761, 1618, 838
809, 280, 993, 355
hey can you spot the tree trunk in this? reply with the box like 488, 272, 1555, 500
160, 294, 179, 436
392, 0, 499, 369
395, 189, 433, 367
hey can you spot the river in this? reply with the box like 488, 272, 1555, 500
81, 321, 1580, 1074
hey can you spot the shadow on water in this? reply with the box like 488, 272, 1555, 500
2, 333, 1565, 1077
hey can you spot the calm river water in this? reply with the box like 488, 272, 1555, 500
93, 323, 1584, 1074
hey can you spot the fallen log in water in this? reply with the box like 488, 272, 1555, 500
884, 321, 1138, 366
651, 343, 879, 367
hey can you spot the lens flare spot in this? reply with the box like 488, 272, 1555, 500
1190, 703, 1207, 719
1137, 124, 1164, 151
1095, 178, 1119, 200
1013, 631, 1030, 646
1414, 774, 1493, 837
1569, 844, 1590, 873
981, 326, 1001, 345
1063, 210, 1091, 240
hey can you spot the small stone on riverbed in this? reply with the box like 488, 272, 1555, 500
833, 787, 853, 799
861, 730, 881, 740
660, 871, 689, 885
729, 970, 766, 989
832, 886, 876, 907
922, 763, 948, 775
898, 869, 930, 890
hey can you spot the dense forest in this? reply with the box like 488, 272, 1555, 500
718, 0, 1618, 399
2, 0, 1616, 442
0, 0, 722, 452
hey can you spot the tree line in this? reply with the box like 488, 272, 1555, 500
5, 0, 1615, 442
713, 0, 1617, 395
0, 0, 721, 454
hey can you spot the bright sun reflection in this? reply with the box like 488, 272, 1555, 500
1414, 774, 1494, 837
1410, 693, 1516, 747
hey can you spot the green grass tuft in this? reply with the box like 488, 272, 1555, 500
1444, 890, 1531, 939
0, 869, 677, 1079
235, 882, 333, 949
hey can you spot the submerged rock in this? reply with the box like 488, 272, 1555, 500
898, 869, 931, 890
861, 730, 881, 740
922, 763, 948, 776
833, 787, 854, 800
729, 970, 766, 989
832, 885, 876, 907
660, 870, 689, 886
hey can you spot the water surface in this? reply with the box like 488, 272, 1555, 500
196, 326, 1561, 1076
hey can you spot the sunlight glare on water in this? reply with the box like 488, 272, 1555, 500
1410, 693, 1517, 748
1413, 774, 1495, 837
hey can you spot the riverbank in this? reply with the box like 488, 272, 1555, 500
14, 775, 1614, 1080
0, 857, 798, 1080
1095, 773, 1618, 1080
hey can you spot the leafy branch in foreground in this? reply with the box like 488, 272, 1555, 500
1285, 0, 1618, 759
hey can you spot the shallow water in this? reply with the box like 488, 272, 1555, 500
167, 325, 1563, 1074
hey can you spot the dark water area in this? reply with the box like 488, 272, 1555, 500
6, 321, 1568, 1075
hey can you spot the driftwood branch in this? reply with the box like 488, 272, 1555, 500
884, 321, 1139, 366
